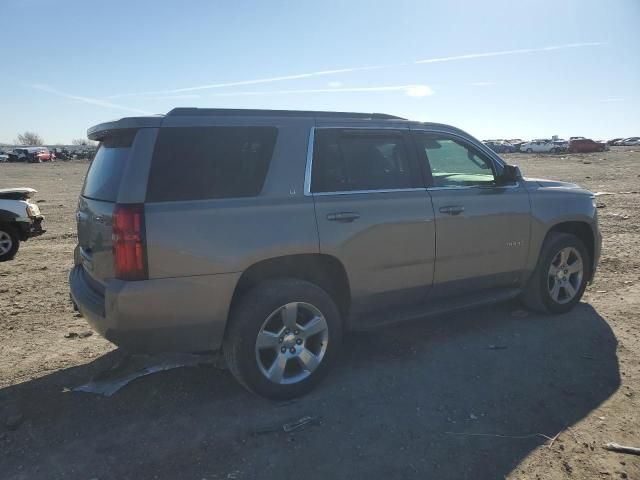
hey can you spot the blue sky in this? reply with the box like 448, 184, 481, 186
0, 0, 638, 144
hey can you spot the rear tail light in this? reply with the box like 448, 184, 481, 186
112, 204, 148, 281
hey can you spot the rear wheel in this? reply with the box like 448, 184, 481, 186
224, 278, 342, 399
526, 148, 533, 153
521, 232, 589, 314
0, 224, 20, 262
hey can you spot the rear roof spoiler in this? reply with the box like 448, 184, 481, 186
87, 116, 164, 141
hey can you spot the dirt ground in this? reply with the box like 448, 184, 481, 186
1, 149, 639, 480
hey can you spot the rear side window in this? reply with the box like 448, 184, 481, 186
146, 126, 277, 202
82, 130, 136, 202
311, 129, 418, 193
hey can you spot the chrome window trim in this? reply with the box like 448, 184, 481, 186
303, 126, 315, 196
303, 125, 413, 197
314, 187, 427, 196
427, 181, 521, 192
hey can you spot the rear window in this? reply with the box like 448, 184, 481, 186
146, 126, 278, 202
82, 131, 136, 202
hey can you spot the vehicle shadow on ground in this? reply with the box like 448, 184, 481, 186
1, 302, 619, 480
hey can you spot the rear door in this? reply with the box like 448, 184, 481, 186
309, 126, 436, 315
411, 129, 531, 297
76, 130, 139, 286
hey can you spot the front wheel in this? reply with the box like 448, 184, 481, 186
526, 148, 533, 153
0, 224, 20, 262
224, 278, 342, 399
521, 232, 590, 314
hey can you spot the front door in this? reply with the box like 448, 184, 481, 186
411, 130, 531, 298
309, 126, 436, 315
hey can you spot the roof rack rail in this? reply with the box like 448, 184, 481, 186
166, 108, 405, 120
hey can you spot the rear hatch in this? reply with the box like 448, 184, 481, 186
77, 130, 137, 286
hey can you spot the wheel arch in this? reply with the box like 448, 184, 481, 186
230, 253, 352, 320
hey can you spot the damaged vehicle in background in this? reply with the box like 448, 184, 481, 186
0, 188, 45, 261
519, 139, 559, 153
568, 138, 608, 153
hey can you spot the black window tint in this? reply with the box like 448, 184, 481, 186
82, 130, 136, 202
417, 135, 496, 187
311, 129, 415, 193
147, 126, 277, 202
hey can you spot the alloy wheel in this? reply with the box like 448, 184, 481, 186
547, 247, 584, 304
0, 231, 13, 256
255, 302, 329, 385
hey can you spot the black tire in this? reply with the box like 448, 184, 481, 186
526, 148, 533, 153
223, 278, 343, 399
520, 232, 590, 314
551, 148, 558, 154
0, 224, 20, 262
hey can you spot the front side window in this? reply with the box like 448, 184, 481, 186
416, 134, 496, 188
311, 129, 417, 193
146, 126, 277, 202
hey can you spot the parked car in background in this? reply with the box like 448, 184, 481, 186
510, 141, 525, 152
483, 141, 516, 153
520, 139, 557, 153
8, 147, 38, 162
0, 188, 46, 261
70, 107, 601, 399
618, 137, 640, 146
0, 153, 8, 162
35, 148, 54, 162
52, 147, 71, 160
568, 138, 607, 153
607, 138, 624, 145
553, 140, 569, 153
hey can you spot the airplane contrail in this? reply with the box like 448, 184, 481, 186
105, 42, 604, 99
32, 84, 153, 115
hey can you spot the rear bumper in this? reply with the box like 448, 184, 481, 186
69, 265, 240, 353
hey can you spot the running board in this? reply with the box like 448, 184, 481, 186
349, 288, 523, 331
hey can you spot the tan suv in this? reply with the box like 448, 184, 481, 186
70, 108, 601, 398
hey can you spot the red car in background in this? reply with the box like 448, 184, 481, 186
36, 149, 54, 162
568, 138, 607, 153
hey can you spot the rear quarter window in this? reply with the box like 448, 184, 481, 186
82, 130, 136, 202
146, 126, 278, 202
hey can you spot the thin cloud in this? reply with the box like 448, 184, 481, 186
105, 42, 603, 99
414, 42, 604, 64
31, 84, 152, 115
327, 81, 343, 88
107, 65, 395, 99
200, 84, 434, 98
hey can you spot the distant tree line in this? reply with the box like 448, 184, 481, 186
12, 131, 97, 147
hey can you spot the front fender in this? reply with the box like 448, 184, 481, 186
526, 188, 598, 273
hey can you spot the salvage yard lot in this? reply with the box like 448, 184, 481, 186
1, 149, 639, 479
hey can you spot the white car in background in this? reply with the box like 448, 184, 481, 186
620, 137, 640, 146
520, 139, 558, 153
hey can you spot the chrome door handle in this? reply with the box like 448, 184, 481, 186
327, 212, 360, 222
439, 205, 465, 215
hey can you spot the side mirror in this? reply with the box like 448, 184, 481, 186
500, 164, 522, 184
